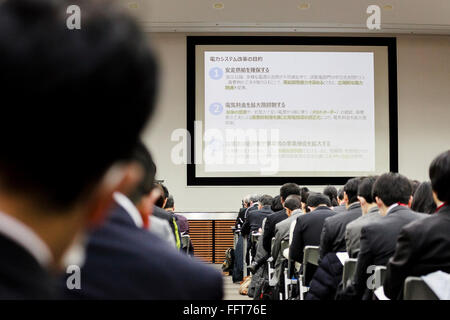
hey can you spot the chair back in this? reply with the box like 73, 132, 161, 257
342, 258, 358, 289
181, 234, 191, 254
302, 246, 320, 278
404, 277, 439, 300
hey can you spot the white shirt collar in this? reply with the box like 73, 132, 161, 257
113, 192, 143, 228
386, 203, 399, 215
0, 210, 53, 267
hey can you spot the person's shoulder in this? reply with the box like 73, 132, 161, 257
90, 221, 222, 298
268, 209, 284, 220
402, 212, 444, 235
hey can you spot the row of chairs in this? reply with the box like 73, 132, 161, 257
341, 256, 438, 300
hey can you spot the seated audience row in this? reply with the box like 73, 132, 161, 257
237, 149, 450, 300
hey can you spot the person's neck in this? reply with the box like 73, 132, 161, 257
0, 192, 86, 271
346, 201, 358, 209
363, 203, 378, 215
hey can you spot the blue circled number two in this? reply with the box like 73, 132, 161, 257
209, 103, 223, 115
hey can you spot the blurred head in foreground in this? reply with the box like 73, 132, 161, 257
0, 0, 157, 274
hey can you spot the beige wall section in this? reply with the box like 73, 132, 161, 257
141, 33, 450, 212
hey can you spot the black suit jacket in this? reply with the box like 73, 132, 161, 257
290, 206, 335, 263
384, 205, 450, 300
241, 206, 272, 237
262, 209, 288, 254
348, 205, 424, 299
234, 207, 247, 230
63, 204, 223, 299
320, 202, 362, 259
0, 234, 56, 299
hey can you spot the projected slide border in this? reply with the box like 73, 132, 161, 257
187, 36, 398, 186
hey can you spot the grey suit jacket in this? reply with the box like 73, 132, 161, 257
149, 216, 176, 248
272, 209, 302, 283
320, 202, 362, 259
272, 209, 302, 262
345, 206, 381, 258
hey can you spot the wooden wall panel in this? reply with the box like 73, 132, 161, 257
188, 220, 235, 264
214, 220, 235, 264
188, 220, 213, 263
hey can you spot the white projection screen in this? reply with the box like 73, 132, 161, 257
187, 37, 398, 186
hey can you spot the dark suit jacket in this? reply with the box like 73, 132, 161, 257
384, 205, 450, 300
333, 204, 347, 214
235, 207, 247, 230
0, 234, 56, 299
348, 205, 424, 299
262, 209, 288, 254
241, 206, 272, 236
320, 202, 362, 259
290, 206, 335, 263
63, 204, 223, 299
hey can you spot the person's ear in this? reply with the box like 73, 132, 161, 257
357, 196, 366, 206
344, 192, 349, 202
86, 162, 143, 228
375, 196, 383, 208
408, 195, 413, 208
432, 191, 443, 206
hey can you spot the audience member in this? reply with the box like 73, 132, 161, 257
341, 173, 424, 300
262, 183, 301, 253
411, 181, 437, 214
324, 186, 339, 207
384, 150, 450, 300
0, 0, 157, 299
300, 187, 311, 213
320, 178, 363, 259
345, 176, 381, 258
128, 143, 176, 247
290, 193, 334, 265
63, 144, 223, 299
235, 195, 251, 231
271, 195, 302, 284
164, 195, 194, 254
333, 188, 347, 213
153, 184, 182, 249
241, 195, 273, 237
271, 195, 283, 212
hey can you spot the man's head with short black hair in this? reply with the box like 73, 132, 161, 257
271, 195, 283, 212
358, 176, 378, 204
165, 195, 175, 212
128, 141, 157, 205
0, 0, 157, 209
344, 177, 363, 206
155, 183, 169, 208
357, 176, 378, 214
429, 150, 450, 204
283, 195, 302, 215
258, 194, 273, 208
280, 183, 300, 203
373, 173, 413, 215
307, 192, 331, 210
323, 186, 338, 207
0, 0, 158, 268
